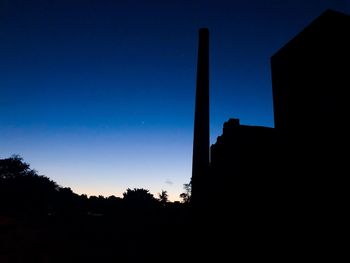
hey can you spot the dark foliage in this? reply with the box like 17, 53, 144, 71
0, 155, 183, 218
0, 155, 190, 262
157, 190, 169, 206
123, 188, 159, 209
0, 155, 59, 216
179, 183, 191, 204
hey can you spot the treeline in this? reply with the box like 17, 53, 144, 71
0, 155, 190, 218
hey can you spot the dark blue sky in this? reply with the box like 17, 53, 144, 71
1, 0, 349, 199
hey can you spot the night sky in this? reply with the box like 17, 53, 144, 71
1, 0, 349, 200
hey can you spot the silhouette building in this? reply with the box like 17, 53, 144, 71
269, 9, 350, 218
191, 28, 210, 204
194, 9, 349, 220
271, 10, 350, 136
187, 9, 349, 256
271, 9, 350, 176
210, 119, 283, 213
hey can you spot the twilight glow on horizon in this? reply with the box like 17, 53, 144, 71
1, 0, 349, 200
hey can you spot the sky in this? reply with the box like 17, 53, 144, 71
1, 0, 350, 200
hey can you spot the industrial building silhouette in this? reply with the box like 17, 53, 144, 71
191, 9, 349, 244
191, 28, 210, 205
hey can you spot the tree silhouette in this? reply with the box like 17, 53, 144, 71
179, 183, 191, 204
0, 155, 59, 216
0, 154, 36, 179
123, 188, 158, 208
158, 190, 169, 206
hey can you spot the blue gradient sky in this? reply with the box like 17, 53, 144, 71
1, 0, 349, 200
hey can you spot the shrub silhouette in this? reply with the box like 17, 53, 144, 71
123, 188, 158, 208
0, 155, 59, 216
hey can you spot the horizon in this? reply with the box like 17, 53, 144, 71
1, 0, 350, 201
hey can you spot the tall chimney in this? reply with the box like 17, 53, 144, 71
191, 28, 209, 203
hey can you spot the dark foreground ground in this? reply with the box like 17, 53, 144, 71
0, 206, 283, 263
1, 208, 195, 263
2, 204, 339, 262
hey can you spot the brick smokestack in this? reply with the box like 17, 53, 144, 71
191, 28, 209, 204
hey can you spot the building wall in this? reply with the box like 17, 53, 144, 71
271, 10, 350, 138
270, 11, 350, 204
